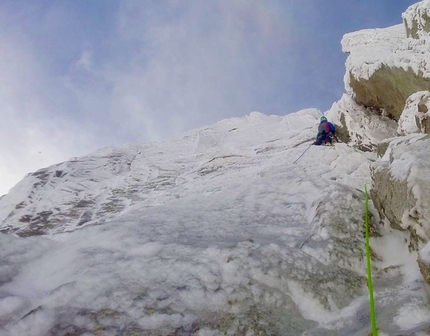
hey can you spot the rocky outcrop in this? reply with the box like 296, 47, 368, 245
348, 66, 430, 121
327, 94, 397, 151
403, 0, 430, 39
341, 1, 430, 128
371, 134, 430, 249
376, 137, 394, 158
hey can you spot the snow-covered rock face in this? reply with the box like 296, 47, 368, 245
371, 132, 430, 300
327, 94, 397, 151
403, 0, 430, 39
0, 110, 377, 335
398, 91, 430, 135
3, 2, 430, 334
0, 146, 142, 236
342, 2, 430, 121
371, 134, 430, 246
419, 243, 430, 287
3, 108, 427, 335
1, 111, 322, 237
1, 109, 429, 335
333, 1, 430, 154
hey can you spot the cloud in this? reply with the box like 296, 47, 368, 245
76, 51, 93, 71
0, 31, 102, 196
0, 0, 301, 194
4, 0, 399, 195
93, 0, 296, 140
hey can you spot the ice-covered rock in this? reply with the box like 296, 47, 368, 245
371, 134, 430, 247
326, 94, 397, 151
0, 109, 379, 335
398, 91, 430, 135
3, 2, 430, 334
403, 0, 430, 39
0, 145, 143, 236
1, 107, 429, 335
341, 2, 430, 120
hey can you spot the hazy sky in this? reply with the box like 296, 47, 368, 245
0, 0, 419, 195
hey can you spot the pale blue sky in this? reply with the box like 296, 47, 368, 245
0, 0, 419, 195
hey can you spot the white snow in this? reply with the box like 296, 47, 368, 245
398, 91, 430, 135
0, 296, 26, 321
402, 0, 430, 39
2, 3, 430, 333
0, 108, 429, 335
342, 1, 430, 92
375, 134, 430, 242
327, 94, 398, 150
395, 304, 430, 330
420, 242, 430, 264
0, 109, 372, 335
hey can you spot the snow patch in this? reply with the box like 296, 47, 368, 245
395, 304, 430, 330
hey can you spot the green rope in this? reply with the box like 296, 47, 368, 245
364, 185, 378, 335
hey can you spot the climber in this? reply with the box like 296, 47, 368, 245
313, 116, 335, 146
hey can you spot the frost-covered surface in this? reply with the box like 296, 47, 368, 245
403, 0, 430, 38
1, 110, 430, 335
327, 94, 397, 150
398, 91, 430, 135
341, 3, 430, 122
373, 133, 430, 241
341, 21, 430, 90
421, 242, 430, 264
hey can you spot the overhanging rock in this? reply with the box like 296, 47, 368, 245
327, 94, 397, 151
342, 2, 430, 122
348, 66, 430, 121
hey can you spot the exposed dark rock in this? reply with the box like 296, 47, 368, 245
418, 102, 429, 113
335, 112, 351, 144
376, 138, 393, 158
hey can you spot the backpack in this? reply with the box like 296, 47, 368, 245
328, 122, 335, 133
